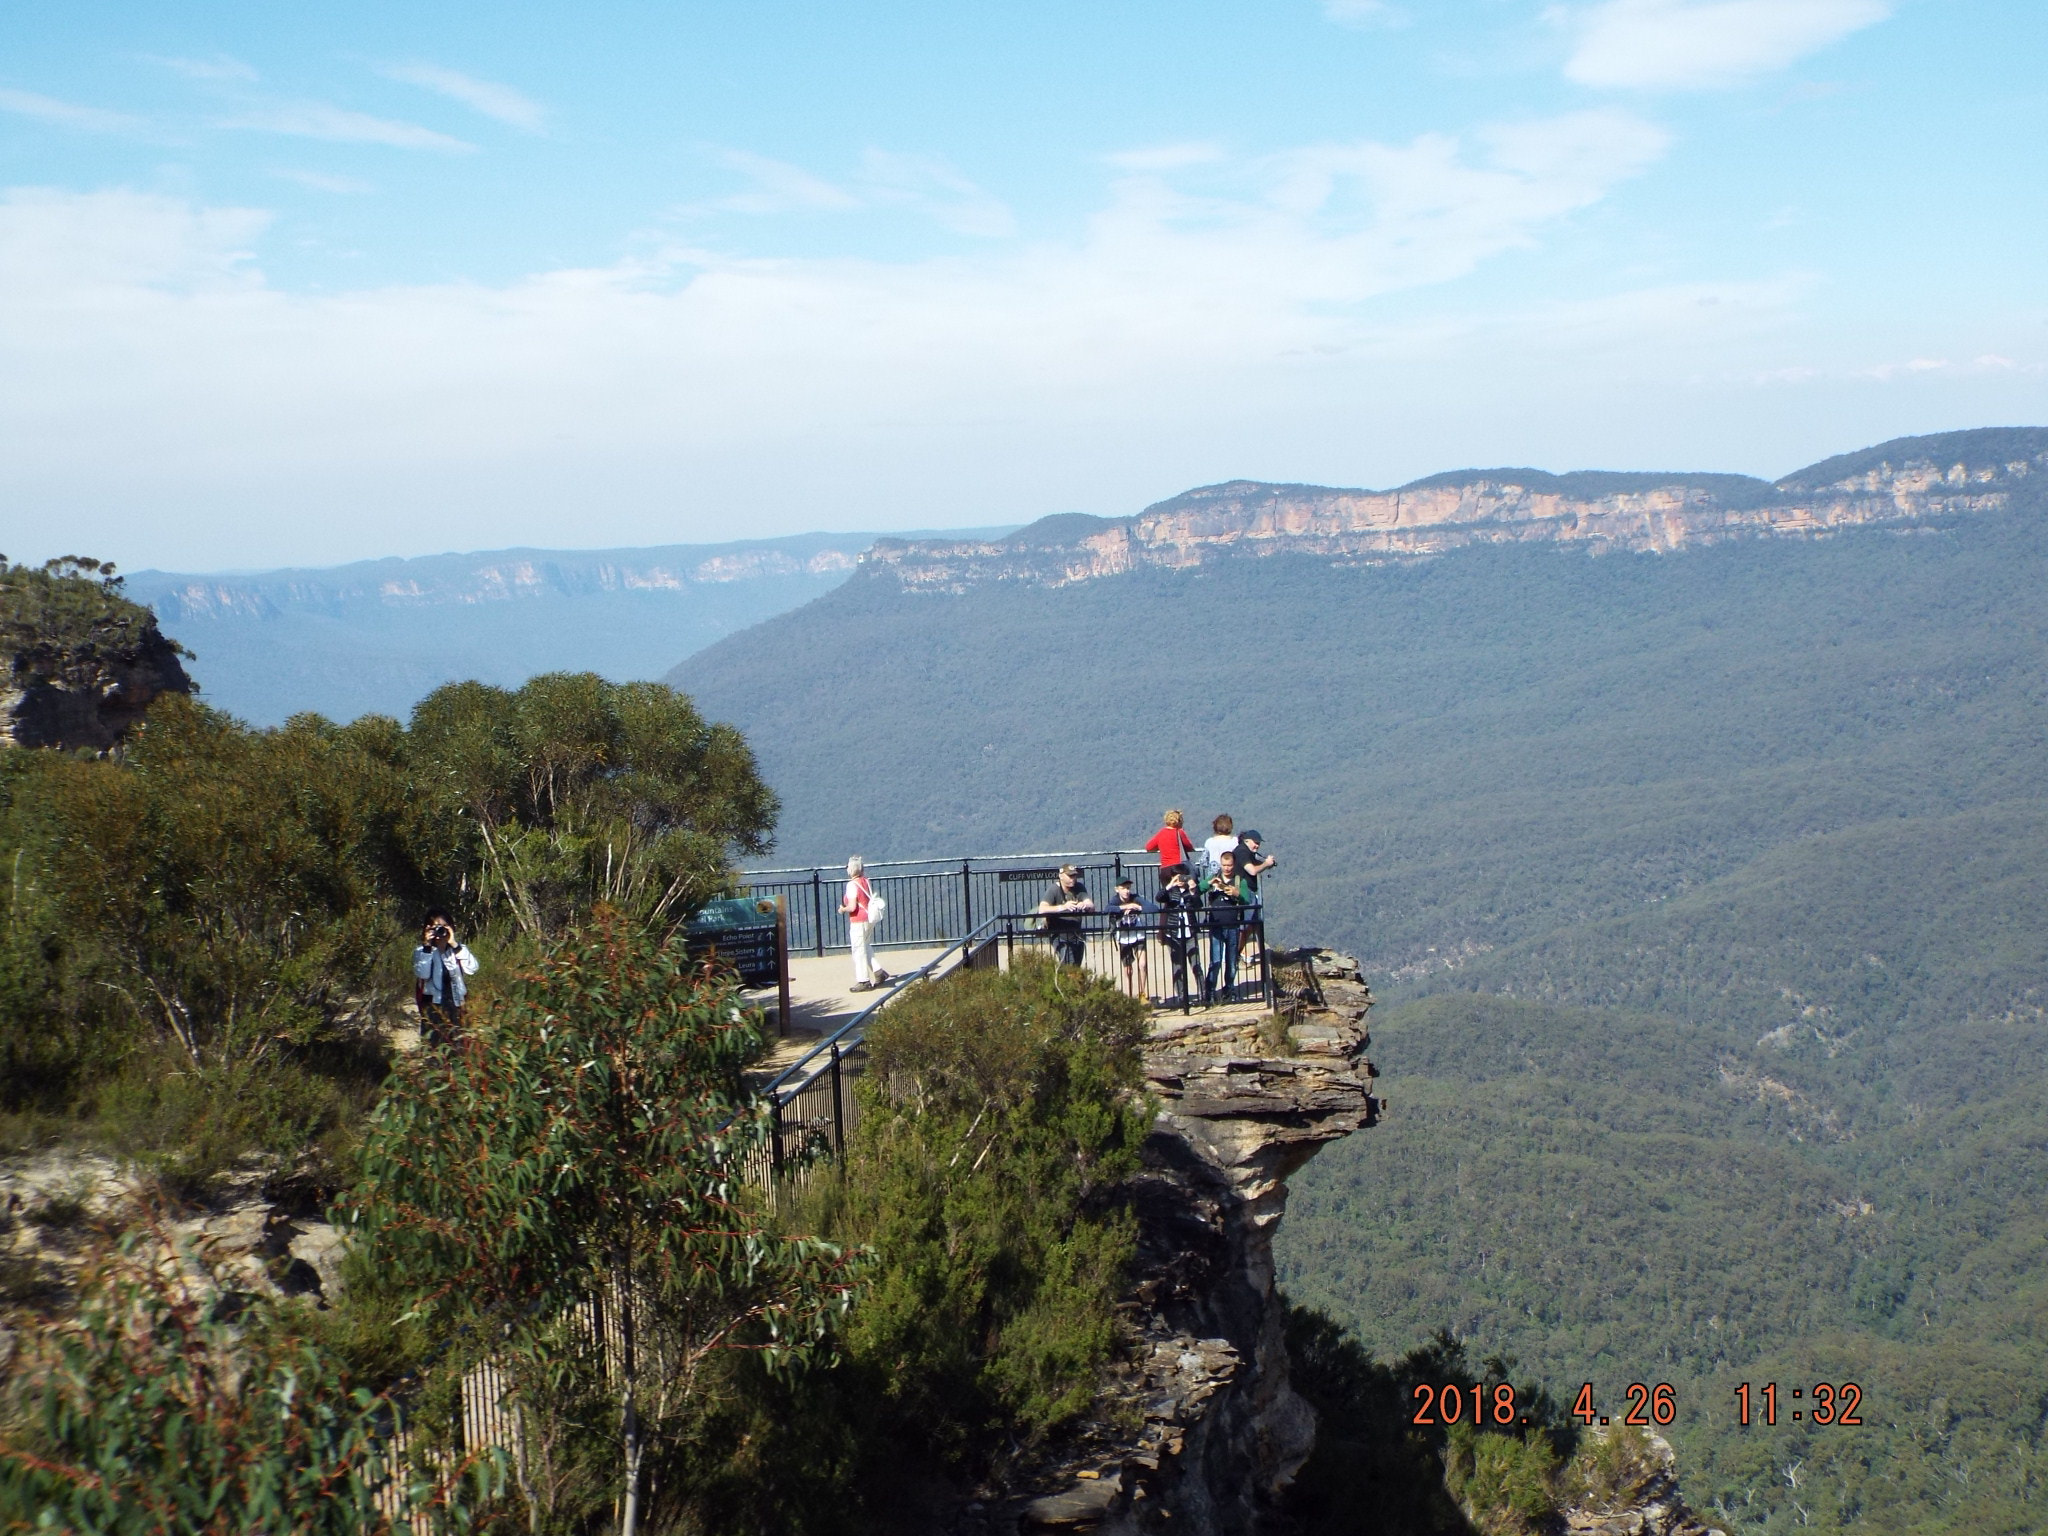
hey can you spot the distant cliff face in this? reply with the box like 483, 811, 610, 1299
139, 540, 866, 624
863, 428, 2048, 593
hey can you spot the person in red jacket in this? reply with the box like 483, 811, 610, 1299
1145, 808, 1196, 880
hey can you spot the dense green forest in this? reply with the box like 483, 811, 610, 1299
674, 467, 2048, 1534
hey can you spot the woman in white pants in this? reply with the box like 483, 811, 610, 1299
840, 855, 890, 992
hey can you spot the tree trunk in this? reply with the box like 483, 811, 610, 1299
618, 1258, 643, 1536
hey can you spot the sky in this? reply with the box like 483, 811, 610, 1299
2, 0, 2045, 572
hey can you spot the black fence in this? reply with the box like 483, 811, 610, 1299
741, 850, 1203, 955
756, 908, 1272, 1174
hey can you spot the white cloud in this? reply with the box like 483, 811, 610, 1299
0, 188, 267, 295
1105, 143, 1225, 173
0, 88, 142, 134
380, 63, 546, 132
1560, 0, 1891, 90
858, 150, 1015, 238
696, 148, 1015, 236
0, 117, 1732, 565
222, 102, 475, 153
271, 169, 377, 195
705, 149, 862, 214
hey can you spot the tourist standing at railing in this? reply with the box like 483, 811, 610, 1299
1203, 849, 1249, 1003
1112, 878, 1153, 999
1146, 808, 1197, 880
841, 855, 890, 993
1234, 829, 1275, 964
1202, 813, 1238, 879
1036, 864, 1096, 967
1157, 867, 1202, 1007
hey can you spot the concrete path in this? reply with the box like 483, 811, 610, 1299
743, 945, 951, 1075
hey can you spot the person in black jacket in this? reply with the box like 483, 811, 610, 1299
1203, 850, 1248, 1003
1156, 867, 1203, 1008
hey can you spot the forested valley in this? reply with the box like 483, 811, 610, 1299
675, 485, 2048, 1534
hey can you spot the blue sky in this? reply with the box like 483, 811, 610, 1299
2, 0, 2045, 570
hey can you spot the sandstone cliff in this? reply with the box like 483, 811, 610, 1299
862, 427, 2048, 593
980, 950, 1382, 1534
0, 557, 191, 752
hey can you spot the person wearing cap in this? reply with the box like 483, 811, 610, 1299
1036, 864, 1096, 967
1234, 829, 1275, 963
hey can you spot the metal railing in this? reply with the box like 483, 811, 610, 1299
754, 907, 1271, 1174
742, 850, 1177, 955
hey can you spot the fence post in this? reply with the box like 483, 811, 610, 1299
775, 896, 793, 1038
811, 870, 825, 957
961, 860, 973, 940
830, 1043, 845, 1158
770, 1095, 784, 1177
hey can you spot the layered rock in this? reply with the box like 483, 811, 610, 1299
864, 428, 2048, 593
0, 560, 192, 752
997, 951, 1382, 1534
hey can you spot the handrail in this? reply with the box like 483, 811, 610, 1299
741, 848, 1150, 879
759, 913, 1007, 1103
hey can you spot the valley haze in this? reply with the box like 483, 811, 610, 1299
130, 427, 2042, 729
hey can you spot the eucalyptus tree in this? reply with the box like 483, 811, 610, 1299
402, 672, 779, 944
25, 696, 412, 1071
348, 910, 862, 1536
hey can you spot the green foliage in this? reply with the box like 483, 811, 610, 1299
1560, 1421, 1660, 1512
347, 910, 862, 1533
26, 696, 411, 1073
1443, 1422, 1560, 1536
837, 957, 1152, 1453
1283, 1304, 1572, 1536
1279, 991, 2048, 1534
404, 673, 777, 945
0, 1228, 504, 1535
0, 555, 184, 688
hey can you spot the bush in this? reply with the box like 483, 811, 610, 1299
838, 957, 1152, 1456
1560, 1421, 1661, 1512
1443, 1421, 1560, 1535
0, 1227, 504, 1534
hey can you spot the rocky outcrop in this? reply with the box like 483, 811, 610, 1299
0, 560, 192, 752
1560, 1428, 1726, 1536
2, 623, 190, 752
864, 428, 2048, 593
0, 1151, 347, 1351
992, 951, 1382, 1534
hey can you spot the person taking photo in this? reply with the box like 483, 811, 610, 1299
413, 909, 479, 1044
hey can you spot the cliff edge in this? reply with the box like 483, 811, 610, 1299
984, 950, 1381, 1534
0, 557, 191, 752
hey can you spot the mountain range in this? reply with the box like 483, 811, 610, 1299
126, 428, 2046, 729
123, 531, 911, 725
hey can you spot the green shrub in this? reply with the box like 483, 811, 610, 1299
839, 957, 1152, 1454
0, 1228, 505, 1534
1560, 1421, 1660, 1512
347, 910, 861, 1536
1443, 1421, 1560, 1535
